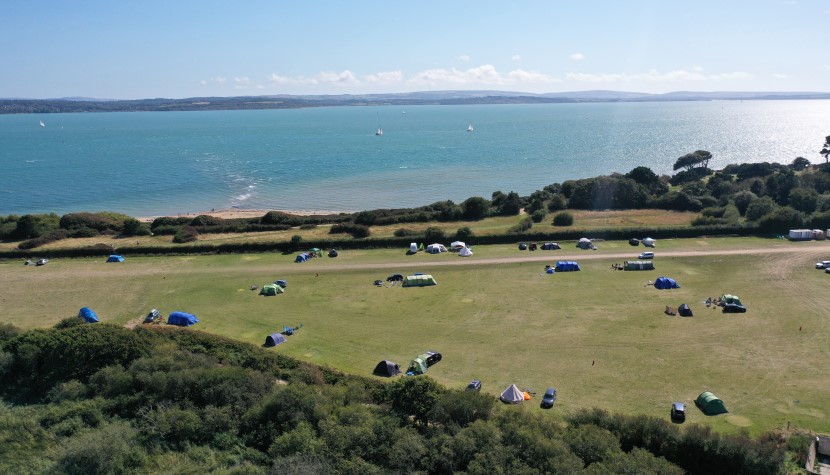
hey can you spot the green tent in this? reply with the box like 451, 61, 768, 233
402, 274, 437, 287
695, 391, 728, 415
624, 260, 654, 271
259, 284, 285, 296
720, 294, 742, 305
407, 356, 428, 375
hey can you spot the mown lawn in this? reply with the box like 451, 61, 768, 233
2, 237, 829, 436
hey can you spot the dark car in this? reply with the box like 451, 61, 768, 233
671, 402, 686, 422
425, 351, 442, 366
722, 303, 747, 313
143, 309, 161, 324
466, 380, 482, 391
518, 243, 528, 250
540, 388, 557, 408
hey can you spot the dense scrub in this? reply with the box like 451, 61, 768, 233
0, 322, 794, 474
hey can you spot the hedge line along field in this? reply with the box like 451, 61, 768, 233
1, 237, 829, 436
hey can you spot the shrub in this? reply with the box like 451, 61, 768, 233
508, 217, 533, 233
423, 226, 446, 242
68, 226, 100, 238
394, 228, 417, 237
329, 223, 371, 238
59, 212, 126, 232
122, 218, 152, 236
299, 224, 317, 230
189, 215, 223, 226
14, 213, 61, 240
553, 212, 574, 226
173, 226, 199, 243
18, 228, 70, 249
530, 209, 547, 223
150, 216, 190, 229
455, 226, 474, 240
547, 194, 567, 212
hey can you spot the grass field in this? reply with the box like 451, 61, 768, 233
2, 236, 829, 436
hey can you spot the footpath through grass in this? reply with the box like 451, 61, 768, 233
2, 236, 829, 435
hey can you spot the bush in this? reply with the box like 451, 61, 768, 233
508, 217, 533, 233
189, 215, 223, 227
68, 226, 100, 238
329, 223, 371, 238
455, 226, 474, 240
173, 226, 199, 243
423, 226, 446, 242
547, 195, 567, 212
394, 228, 417, 237
122, 218, 152, 236
59, 212, 127, 232
552, 212, 574, 226
530, 209, 547, 223
18, 228, 70, 249
299, 224, 317, 230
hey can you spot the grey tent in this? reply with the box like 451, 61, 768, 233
373, 360, 401, 377
678, 304, 693, 317
265, 333, 287, 347
500, 384, 525, 404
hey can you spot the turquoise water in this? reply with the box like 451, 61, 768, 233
1, 100, 827, 216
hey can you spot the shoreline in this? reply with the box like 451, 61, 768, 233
136, 208, 350, 223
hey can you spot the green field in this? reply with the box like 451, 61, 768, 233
3, 236, 829, 436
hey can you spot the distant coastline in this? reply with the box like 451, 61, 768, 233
2, 89, 829, 114
136, 208, 348, 223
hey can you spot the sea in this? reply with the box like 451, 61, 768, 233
1, 100, 827, 217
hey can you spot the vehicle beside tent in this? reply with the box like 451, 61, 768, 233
78, 307, 99, 323
654, 276, 680, 289
554, 261, 580, 272
518, 243, 528, 250
295, 253, 310, 263
459, 247, 473, 257
106, 255, 125, 263
259, 284, 284, 296
328, 248, 338, 257
624, 260, 654, 271
402, 274, 437, 287
264, 333, 287, 347
275, 280, 287, 288
720, 294, 742, 306
386, 274, 404, 282
678, 304, 693, 317
409, 243, 418, 254
500, 384, 525, 404
541, 242, 560, 250
167, 311, 198, 327
696, 391, 728, 415
629, 238, 640, 246
373, 360, 401, 377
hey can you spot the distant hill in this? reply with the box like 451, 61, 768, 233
1, 90, 828, 114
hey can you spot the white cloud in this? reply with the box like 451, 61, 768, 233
773, 73, 788, 79
234, 77, 250, 85
407, 64, 560, 88
458, 55, 471, 62
824, 65, 830, 70
569, 53, 585, 60
199, 80, 207, 86
565, 69, 751, 84
512, 54, 522, 61
316, 70, 360, 86
268, 70, 360, 87
213, 77, 227, 85
507, 69, 561, 83
365, 71, 403, 85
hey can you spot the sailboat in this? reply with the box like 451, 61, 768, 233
375, 125, 383, 136
467, 123, 474, 132
39, 120, 45, 127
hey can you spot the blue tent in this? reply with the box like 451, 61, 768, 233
78, 307, 99, 323
555, 261, 581, 272
654, 276, 680, 289
264, 333, 287, 347
167, 311, 199, 326
106, 255, 125, 263
295, 253, 309, 263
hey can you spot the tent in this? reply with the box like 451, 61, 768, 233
577, 238, 593, 249
450, 241, 466, 251
642, 237, 656, 248
259, 284, 284, 296
402, 274, 437, 287
328, 248, 338, 258
499, 384, 525, 404
308, 248, 323, 257
106, 255, 125, 263
295, 253, 310, 263
720, 294, 742, 305
541, 242, 560, 250
78, 307, 99, 323
373, 360, 401, 377
696, 391, 728, 415
407, 356, 429, 375
678, 303, 693, 317
167, 311, 199, 327
624, 260, 654, 271
654, 276, 680, 289
426, 243, 447, 254
459, 246, 473, 257
264, 333, 287, 347
554, 261, 581, 272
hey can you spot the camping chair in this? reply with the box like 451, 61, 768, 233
665, 306, 677, 316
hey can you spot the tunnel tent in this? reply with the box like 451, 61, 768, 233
654, 276, 680, 289
106, 255, 125, 263
373, 360, 401, 377
554, 261, 581, 272
402, 274, 437, 287
78, 307, 99, 323
696, 391, 728, 415
295, 253, 310, 263
167, 311, 199, 327
260, 284, 284, 296
264, 333, 287, 347
541, 242, 560, 250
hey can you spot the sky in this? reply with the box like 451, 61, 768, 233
2, 1, 829, 99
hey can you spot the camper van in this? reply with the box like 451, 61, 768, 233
409, 243, 418, 254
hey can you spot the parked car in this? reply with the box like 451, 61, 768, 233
540, 388, 557, 408
638, 251, 655, 259
35, 258, 49, 266
670, 402, 686, 422
425, 351, 442, 366
466, 380, 482, 391
825, 267, 830, 274
722, 303, 747, 313
816, 260, 830, 269
143, 309, 161, 324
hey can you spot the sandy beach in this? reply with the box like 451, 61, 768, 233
137, 208, 348, 223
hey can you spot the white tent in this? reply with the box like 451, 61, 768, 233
499, 384, 525, 404
459, 247, 473, 257
450, 241, 466, 251
642, 237, 656, 247
426, 243, 447, 254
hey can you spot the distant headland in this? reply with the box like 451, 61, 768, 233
2, 90, 829, 114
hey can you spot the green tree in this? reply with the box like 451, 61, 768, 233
461, 196, 490, 220
455, 226, 474, 240
744, 196, 777, 221
423, 226, 445, 242
791, 156, 810, 171
673, 150, 712, 172
732, 191, 757, 216
553, 212, 574, 226
788, 188, 819, 213
388, 377, 443, 425
821, 135, 830, 163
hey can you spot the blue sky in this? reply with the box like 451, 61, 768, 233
2, 1, 828, 99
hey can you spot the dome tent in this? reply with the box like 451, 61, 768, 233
78, 307, 99, 323
264, 333, 287, 347
106, 255, 125, 263
654, 276, 680, 289
696, 391, 728, 415
678, 304, 693, 317
373, 360, 401, 377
